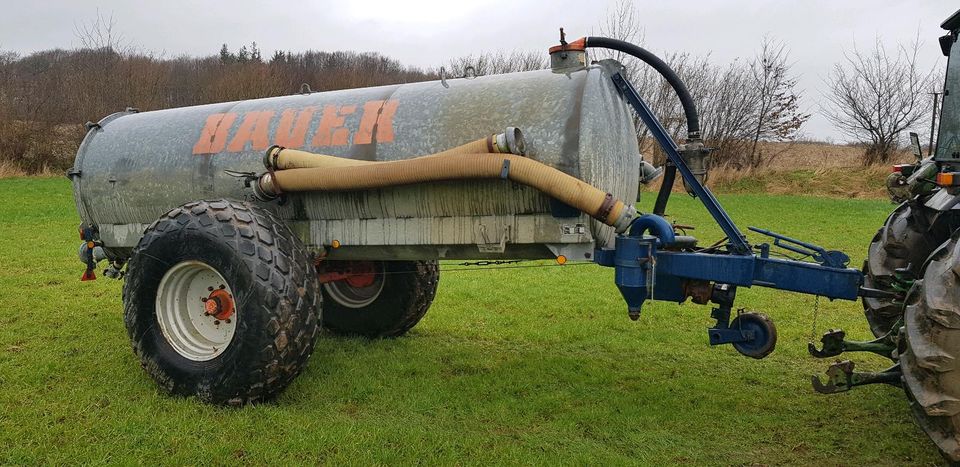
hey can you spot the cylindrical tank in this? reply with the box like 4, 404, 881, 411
71, 59, 640, 261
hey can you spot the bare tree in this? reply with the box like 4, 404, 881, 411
593, 0, 643, 68
593, 0, 685, 161
443, 50, 546, 77
74, 10, 129, 53
592, 0, 763, 168
699, 59, 758, 166
823, 37, 937, 165
747, 37, 809, 168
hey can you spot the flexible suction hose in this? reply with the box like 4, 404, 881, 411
264, 128, 526, 170
256, 149, 638, 233
582, 36, 700, 140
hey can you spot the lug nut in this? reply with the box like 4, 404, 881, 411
214, 320, 221, 325
225, 319, 231, 324
207, 286, 214, 291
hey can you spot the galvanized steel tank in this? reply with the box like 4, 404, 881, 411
71, 59, 640, 261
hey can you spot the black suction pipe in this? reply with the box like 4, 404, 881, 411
584, 36, 700, 140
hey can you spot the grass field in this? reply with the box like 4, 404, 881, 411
0, 178, 943, 465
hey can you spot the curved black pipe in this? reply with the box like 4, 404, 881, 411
584, 36, 700, 140
652, 164, 676, 216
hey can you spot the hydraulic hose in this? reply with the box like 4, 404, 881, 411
580, 36, 701, 141
264, 128, 525, 171
256, 148, 638, 233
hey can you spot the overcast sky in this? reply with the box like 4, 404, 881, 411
0, 0, 954, 141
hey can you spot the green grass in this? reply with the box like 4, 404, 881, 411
0, 178, 941, 465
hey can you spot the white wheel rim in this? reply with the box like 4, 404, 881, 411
323, 264, 385, 308
155, 260, 238, 361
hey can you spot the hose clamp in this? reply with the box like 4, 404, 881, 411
263, 145, 284, 170
253, 173, 280, 201
596, 193, 616, 223
500, 159, 511, 179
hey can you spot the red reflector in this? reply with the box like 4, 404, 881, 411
892, 165, 903, 173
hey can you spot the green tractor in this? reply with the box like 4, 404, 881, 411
858, 8, 960, 460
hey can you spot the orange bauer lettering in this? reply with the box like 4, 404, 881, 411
192, 99, 400, 155
274, 106, 318, 148
312, 104, 356, 147
227, 110, 275, 152
192, 113, 238, 154
354, 99, 399, 145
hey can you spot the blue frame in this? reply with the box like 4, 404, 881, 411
610, 72, 751, 255
598, 71, 864, 328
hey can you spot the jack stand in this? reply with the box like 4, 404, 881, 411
706, 285, 749, 345
705, 284, 778, 359
811, 361, 902, 394
808, 327, 899, 361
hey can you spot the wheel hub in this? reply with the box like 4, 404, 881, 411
203, 286, 235, 320
343, 262, 377, 288
319, 261, 385, 308
155, 261, 238, 361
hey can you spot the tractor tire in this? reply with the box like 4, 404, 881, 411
321, 260, 439, 338
863, 203, 941, 337
123, 199, 321, 406
900, 234, 960, 462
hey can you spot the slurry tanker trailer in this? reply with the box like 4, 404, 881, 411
71, 11, 960, 460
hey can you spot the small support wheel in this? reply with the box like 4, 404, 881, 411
730, 312, 777, 359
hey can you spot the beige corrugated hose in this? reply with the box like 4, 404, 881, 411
257, 149, 637, 233
265, 128, 526, 170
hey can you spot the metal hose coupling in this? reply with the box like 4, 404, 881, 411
679, 140, 709, 196
611, 204, 638, 233
492, 127, 525, 155
253, 172, 280, 201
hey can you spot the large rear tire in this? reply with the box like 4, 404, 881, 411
320, 260, 439, 338
863, 203, 941, 337
123, 200, 321, 406
900, 234, 960, 462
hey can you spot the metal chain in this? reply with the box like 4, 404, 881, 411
809, 295, 821, 342
456, 259, 524, 267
